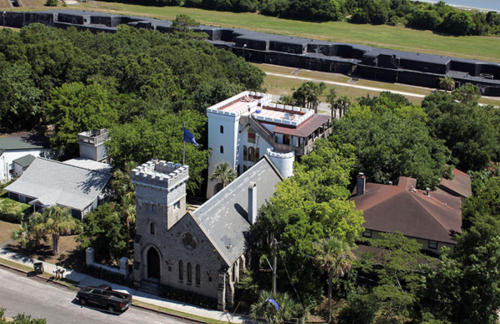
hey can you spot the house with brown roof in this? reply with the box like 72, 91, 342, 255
437, 167, 472, 199
351, 174, 462, 254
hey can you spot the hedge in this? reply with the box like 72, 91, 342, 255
0, 198, 31, 223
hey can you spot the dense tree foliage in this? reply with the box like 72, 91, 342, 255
422, 89, 500, 171
112, 0, 500, 36
0, 22, 264, 190
248, 139, 364, 302
0, 309, 46, 324
333, 92, 452, 189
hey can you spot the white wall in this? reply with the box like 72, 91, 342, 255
207, 113, 240, 198
0, 150, 49, 183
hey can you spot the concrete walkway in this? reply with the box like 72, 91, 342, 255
0, 248, 247, 323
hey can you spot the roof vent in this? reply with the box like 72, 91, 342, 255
357, 173, 366, 196
426, 188, 431, 197
410, 186, 415, 193
388, 181, 393, 186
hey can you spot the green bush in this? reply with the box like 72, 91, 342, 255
81, 264, 126, 285
45, 0, 57, 6
159, 287, 217, 309
0, 198, 31, 223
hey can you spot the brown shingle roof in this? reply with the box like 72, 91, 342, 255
438, 168, 472, 198
351, 178, 462, 244
272, 114, 331, 137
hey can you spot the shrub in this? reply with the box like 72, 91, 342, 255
0, 198, 31, 223
45, 0, 58, 6
81, 264, 126, 285
159, 287, 217, 309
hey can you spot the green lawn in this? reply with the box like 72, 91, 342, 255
6, 1, 500, 63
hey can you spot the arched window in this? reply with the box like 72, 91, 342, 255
243, 145, 248, 161
196, 265, 201, 285
179, 261, 183, 281
220, 125, 224, 134
220, 145, 224, 154
187, 262, 192, 283
150, 223, 155, 235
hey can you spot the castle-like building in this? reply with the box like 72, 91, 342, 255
206, 91, 331, 197
132, 157, 283, 310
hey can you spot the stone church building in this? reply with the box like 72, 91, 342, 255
132, 156, 283, 310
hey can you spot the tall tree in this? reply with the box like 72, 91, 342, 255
210, 162, 236, 188
40, 206, 80, 255
452, 83, 481, 106
326, 87, 337, 119
314, 236, 355, 322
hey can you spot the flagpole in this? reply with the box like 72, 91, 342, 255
183, 122, 186, 166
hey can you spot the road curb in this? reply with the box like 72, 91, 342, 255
0, 259, 74, 290
131, 303, 208, 324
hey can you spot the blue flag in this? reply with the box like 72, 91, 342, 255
184, 127, 199, 146
265, 298, 279, 311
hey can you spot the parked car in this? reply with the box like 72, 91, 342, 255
76, 284, 132, 313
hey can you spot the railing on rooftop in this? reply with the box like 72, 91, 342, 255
77, 130, 109, 146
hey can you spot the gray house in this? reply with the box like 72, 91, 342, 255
5, 157, 112, 220
132, 156, 283, 310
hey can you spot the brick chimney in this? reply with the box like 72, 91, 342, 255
357, 173, 366, 196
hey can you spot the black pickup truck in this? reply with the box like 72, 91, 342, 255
76, 284, 132, 313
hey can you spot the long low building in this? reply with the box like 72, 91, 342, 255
5, 157, 112, 220
1, 10, 500, 96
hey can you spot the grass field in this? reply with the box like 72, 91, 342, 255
4, 0, 500, 63
257, 64, 500, 106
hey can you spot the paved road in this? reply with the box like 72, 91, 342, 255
0, 267, 188, 324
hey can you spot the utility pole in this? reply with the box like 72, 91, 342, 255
272, 238, 277, 296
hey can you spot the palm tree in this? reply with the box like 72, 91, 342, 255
121, 197, 136, 254
336, 96, 351, 118
250, 290, 304, 324
111, 161, 138, 204
293, 81, 326, 113
439, 76, 455, 92
314, 236, 355, 323
210, 162, 236, 188
326, 88, 337, 119
11, 212, 46, 249
277, 95, 295, 106
41, 206, 80, 255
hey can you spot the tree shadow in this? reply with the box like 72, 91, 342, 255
56, 248, 85, 272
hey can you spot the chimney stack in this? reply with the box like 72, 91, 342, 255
357, 173, 366, 196
248, 182, 258, 224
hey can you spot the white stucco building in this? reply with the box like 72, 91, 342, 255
0, 138, 50, 183
206, 91, 332, 197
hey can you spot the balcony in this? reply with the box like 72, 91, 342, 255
273, 127, 331, 156
77, 129, 109, 146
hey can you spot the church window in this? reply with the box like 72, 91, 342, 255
248, 129, 256, 143
179, 261, 183, 281
243, 146, 248, 161
148, 204, 156, 214
220, 125, 224, 134
187, 263, 192, 284
150, 223, 155, 235
248, 147, 255, 162
220, 145, 224, 154
196, 265, 201, 285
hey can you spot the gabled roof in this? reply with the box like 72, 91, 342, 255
5, 158, 111, 211
0, 138, 46, 155
351, 177, 462, 244
438, 168, 472, 198
13, 154, 36, 168
192, 156, 283, 266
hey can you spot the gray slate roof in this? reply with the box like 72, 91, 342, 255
0, 138, 45, 155
13, 154, 36, 168
192, 156, 283, 266
5, 158, 111, 210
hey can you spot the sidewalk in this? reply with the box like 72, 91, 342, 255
0, 248, 247, 323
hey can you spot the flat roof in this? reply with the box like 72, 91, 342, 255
273, 114, 331, 137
